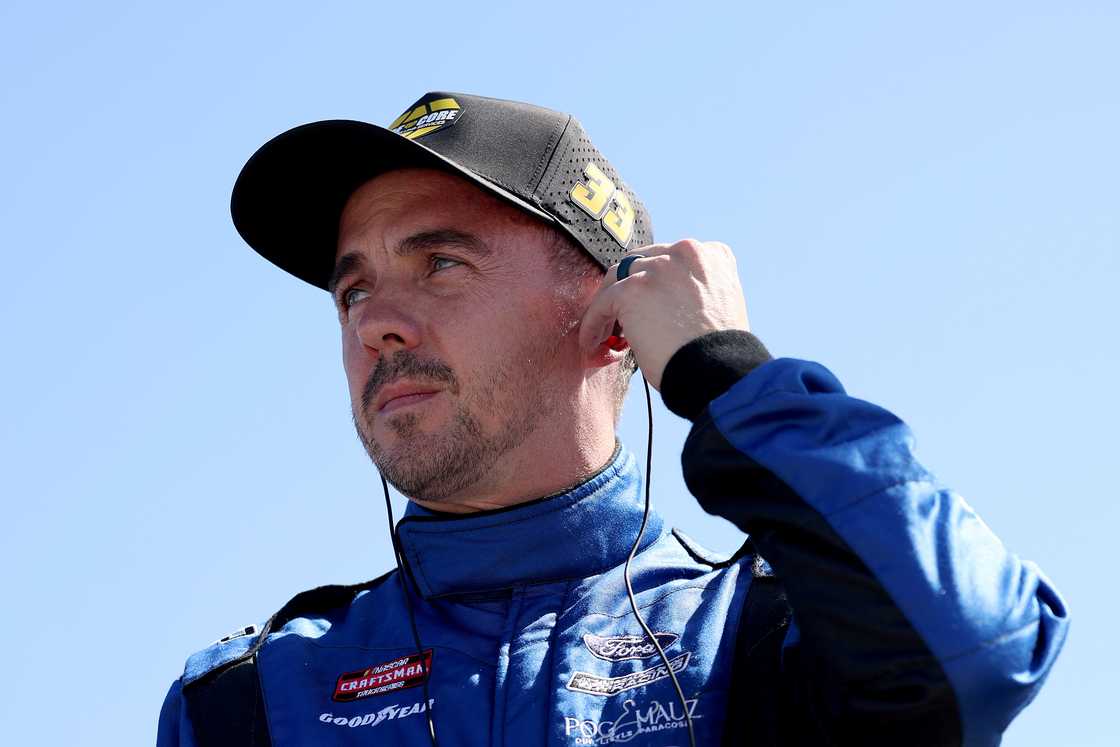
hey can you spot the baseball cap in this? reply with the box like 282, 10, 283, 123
231, 91, 654, 290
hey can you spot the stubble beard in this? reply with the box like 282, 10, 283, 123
352, 344, 562, 504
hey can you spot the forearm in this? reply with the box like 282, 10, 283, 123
662, 334, 1069, 746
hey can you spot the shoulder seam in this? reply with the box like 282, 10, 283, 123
182, 569, 396, 689
671, 528, 760, 570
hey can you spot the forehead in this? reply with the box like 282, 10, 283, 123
336, 168, 539, 257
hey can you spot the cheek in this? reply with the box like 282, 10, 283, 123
488, 301, 571, 372
340, 331, 371, 401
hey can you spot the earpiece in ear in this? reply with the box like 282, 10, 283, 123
604, 321, 629, 351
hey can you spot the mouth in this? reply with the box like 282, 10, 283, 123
380, 391, 441, 414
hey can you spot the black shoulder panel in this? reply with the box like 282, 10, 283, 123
184, 657, 271, 747
721, 550, 802, 746
181, 571, 394, 746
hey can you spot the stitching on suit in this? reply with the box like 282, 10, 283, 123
572, 584, 711, 619
301, 638, 498, 670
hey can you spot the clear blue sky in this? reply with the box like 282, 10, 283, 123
1, 1, 1115, 744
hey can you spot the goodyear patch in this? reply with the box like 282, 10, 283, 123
388, 95, 462, 140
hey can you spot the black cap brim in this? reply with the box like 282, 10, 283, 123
230, 120, 557, 290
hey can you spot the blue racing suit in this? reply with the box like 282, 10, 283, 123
157, 332, 1068, 745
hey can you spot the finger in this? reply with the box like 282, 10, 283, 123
603, 249, 661, 289
623, 242, 673, 257
578, 279, 627, 353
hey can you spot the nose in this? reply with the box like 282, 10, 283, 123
353, 297, 423, 357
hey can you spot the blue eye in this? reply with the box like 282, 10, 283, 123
431, 255, 461, 272
338, 256, 459, 311
342, 287, 369, 308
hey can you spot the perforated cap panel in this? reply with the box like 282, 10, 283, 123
533, 119, 654, 269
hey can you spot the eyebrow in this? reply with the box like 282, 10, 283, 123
328, 253, 365, 295
328, 229, 491, 296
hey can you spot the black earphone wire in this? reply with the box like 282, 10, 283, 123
382, 475, 440, 747
623, 375, 697, 747
377, 375, 694, 747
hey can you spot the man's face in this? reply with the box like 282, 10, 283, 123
333, 168, 592, 505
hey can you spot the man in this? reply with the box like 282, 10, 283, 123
158, 92, 1068, 746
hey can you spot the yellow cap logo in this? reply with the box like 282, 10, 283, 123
569, 162, 635, 247
388, 96, 462, 140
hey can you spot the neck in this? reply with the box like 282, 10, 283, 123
409, 426, 617, 514
397, 443, 656, 599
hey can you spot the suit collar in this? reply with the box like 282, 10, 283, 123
395, 443, 661, 599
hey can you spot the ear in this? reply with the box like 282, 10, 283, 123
584, 334, 631, 370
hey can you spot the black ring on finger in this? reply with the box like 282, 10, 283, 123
616, 254, 646, 281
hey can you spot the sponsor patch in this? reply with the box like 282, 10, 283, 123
564, 697, 702, 744
387, 94, 463, 140
213, 624, 258, 645
332, 650, 433, 702
319, 698, 435, 729
566, 652, 691, 697
583, 632, 679, 662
